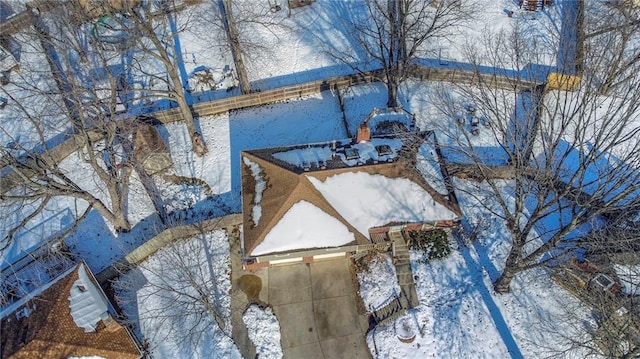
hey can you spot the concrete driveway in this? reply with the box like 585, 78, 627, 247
269, 259, 371, 359
231, 258, 371, 359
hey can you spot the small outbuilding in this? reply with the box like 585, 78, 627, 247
134, 123, 173, 175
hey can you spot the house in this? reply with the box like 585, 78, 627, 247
241, 117, 462, 268
1, 262, 142, 359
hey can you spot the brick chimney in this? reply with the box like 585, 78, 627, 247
356, 122, 371, 143
101, 312, 123, 333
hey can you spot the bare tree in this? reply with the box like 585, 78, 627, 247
191, 0, 289, 92
0, 7, 143, 236
113, 228, 236, 357
582, 1, 640, 94
429, 10, 640, 293
539, 215, 640, 358
347, 0, 471, 108
218, 0, 251, 93
72, 1, 210, 156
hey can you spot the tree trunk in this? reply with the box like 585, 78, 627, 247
168, 63, 208, 157
494, 268, 516, 293
387, 81, 399, 108
175, 93, 208, 156
149, 22, 209, 156
112, 210, 132, 233
220, 0, 251, 94
494, 246, 522, 293
95, 203, 131, 233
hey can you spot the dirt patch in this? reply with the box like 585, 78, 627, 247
349, 256, 369, 315
238, 274, 262, 302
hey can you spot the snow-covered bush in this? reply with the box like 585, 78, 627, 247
242, 304, 283, 359
408, 229, 451, 262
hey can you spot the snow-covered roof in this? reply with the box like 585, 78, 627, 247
271, 138, 403, 169
252, 200, 356, 256
308, 172, 457, 237
241, 133, 461, 257
0, 263, 141, 359
68, 263, 109, 332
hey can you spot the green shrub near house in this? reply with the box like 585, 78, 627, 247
407, 229, 451, 262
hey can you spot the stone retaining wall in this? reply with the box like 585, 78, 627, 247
95, 213, 242, 284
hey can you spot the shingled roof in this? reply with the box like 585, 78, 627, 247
1, 263, 141, 359
241, 133, 460, 258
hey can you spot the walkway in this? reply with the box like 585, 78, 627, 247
366, 230, 421, 331
390, 230, 419, 309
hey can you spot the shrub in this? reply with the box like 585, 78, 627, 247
408, 229, 451, 262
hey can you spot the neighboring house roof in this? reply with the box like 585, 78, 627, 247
1, 262, 141, 359
241, 132, 461, 257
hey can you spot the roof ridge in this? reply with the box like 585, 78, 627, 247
241, 152, 303, 256
299, 175, 369, 243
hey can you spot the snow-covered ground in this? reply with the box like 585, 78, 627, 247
229, 91, 346, 193
242, 304, 283, 359
356, 252, 400, 311
114, 230, 240, 359
1, 111, 233, 274
359, 178, 595, 359
164, 114, 232, 196
0, 31, 70, 158
0, 1, 618, 358
234, 0, 561, 86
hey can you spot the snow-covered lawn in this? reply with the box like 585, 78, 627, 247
341, 83, 389, 134
165, 114, 232, 196
441, 0, 560, 66
235, 0, 561, 85
355, 177, 595, 358
237, 0, 365, 85
0, 31, 69, 158
356, 252, 400, 311
115, 230, 240, 359
229, 91, 346, 194
2, 112, 233, 273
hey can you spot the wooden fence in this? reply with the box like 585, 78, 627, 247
151, 71, 381, 123
150, 65, 537, 124
0, 63, 539, 193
